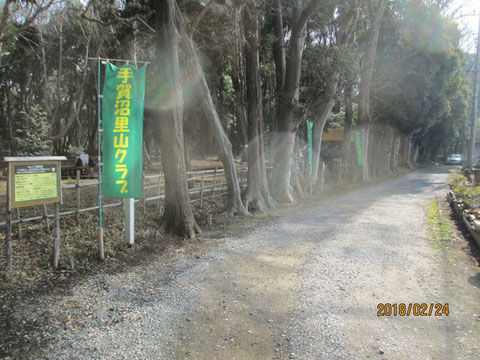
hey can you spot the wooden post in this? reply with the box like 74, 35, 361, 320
5, 209, 12, 271
212, 167, 218, 200
43, 204, 50, 233
473, 168, 480, 186
16, 208, 22, 239
142, 171, 146, 215
200, 172, 205, 208
239, 169, 244, 190
320, 161, 326, 193
238, 169, 241, 190
157, 174, 162, 209
53, 202, 60, 269
336, 159, 342, 182
76, 169, 81, 221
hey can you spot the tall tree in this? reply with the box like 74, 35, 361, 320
175, 4, 248, 216
243, 0, 273, 211
357, 0, 386, 182
309, 5, 359, 193
154, 0, 200, 238
231, 2, 249, 151
270, 0, 323, 203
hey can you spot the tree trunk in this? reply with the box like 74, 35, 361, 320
308, 7, 358, 191
270, 2, 305, 203
154, 0, 200, 238
0, 1, 10, 66
176, 8, 248, 216
50, 13, 63, 140
243, 0, 273, 211
290, 132, 304, 198
384, 128, 393, 175
37, 24, 52, 119
310, 98, 335, 192
357, 0, 386, 182
343, 81, 353, 171
313, 160, 325, 195
50, 32, 93, 142
401, 136, 414, 168
402, 136, 409, 168
269, 0, 285, 136
361, 124, 371, 181
393, 133, 401, 172
271, 0, 285, 95
383, 127, 393, 175
412, 139, 418, 167
270, 0, 323, 203
231, 4, 248, 150
370, 126, 380, 177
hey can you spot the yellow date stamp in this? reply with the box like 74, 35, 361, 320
377, 303, 449, 317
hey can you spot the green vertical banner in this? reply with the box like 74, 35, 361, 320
102, 62, 146, 198
353, 130, 364, 166
307, 121, 313, 176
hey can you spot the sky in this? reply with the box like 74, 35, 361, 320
448, 0, 479, 53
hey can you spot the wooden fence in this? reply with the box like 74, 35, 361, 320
0, 167, 250, 232
0, 161, 344, 234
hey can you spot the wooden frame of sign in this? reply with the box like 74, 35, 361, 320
2, 156, 66, 271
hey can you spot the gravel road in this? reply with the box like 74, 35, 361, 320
3, 166, 480, 360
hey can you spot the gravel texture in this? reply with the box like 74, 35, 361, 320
2, 166, 480, 360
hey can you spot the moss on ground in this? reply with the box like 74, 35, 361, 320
427, 199, 455, 250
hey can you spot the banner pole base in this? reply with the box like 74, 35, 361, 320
124, 198, 135, 246
98, 228, 104, 261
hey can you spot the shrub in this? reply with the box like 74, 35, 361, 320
447, 173, 467, 189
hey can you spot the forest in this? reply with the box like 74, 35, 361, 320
0, 0, 472, 238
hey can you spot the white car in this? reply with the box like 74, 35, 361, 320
446, 154, 462, 165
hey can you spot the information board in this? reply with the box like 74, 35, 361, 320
9, 161, 61, 208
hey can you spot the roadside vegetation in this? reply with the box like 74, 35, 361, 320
448, 174, 480, 211
428, 199, 455, 250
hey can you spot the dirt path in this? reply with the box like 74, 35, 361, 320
3, 166, 480, 359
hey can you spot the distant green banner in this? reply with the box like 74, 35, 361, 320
353, 130, 364, 166
102, 62, 146, 198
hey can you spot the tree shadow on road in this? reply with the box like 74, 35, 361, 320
467, 272, 480, 289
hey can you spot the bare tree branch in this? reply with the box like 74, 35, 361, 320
189, 0, 215, 37
0, 0, 57, 43
79, 0, 155, 33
